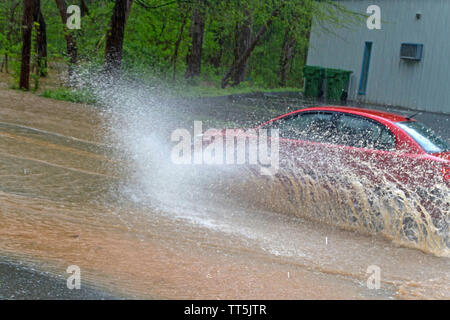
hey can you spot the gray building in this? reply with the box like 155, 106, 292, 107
307, 0, 450, 114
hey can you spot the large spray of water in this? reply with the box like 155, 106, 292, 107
76, 70, 449, 257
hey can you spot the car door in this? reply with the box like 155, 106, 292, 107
263, 111, 341, 175
330, 113, 399, 186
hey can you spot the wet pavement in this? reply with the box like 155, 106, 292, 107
0, 88, 448, 300
0, 259, 117, 300
173, 92, 450, 142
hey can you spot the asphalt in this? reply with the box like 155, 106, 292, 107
176, 92, 450, 143
0, 259, 118, 300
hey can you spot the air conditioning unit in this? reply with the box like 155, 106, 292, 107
400, 43, 423, 61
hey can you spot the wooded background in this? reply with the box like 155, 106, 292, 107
0, 0, 354, 91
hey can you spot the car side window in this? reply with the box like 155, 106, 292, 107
335, 114, 395, 150
264, 113, 305, 139
265, 112, 336, 142
297, 112, 337, 143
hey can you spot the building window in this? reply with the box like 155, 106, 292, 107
358, 42, 372, 95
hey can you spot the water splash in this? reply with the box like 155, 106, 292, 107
78, 70, 449, 257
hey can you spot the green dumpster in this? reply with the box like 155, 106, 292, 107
325, 68, 352, 102
303, 66, 325, 99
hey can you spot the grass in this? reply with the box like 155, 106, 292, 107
6, 65, 302, 104
173, 83, 302, 98
38, 83, 302, 105
1, 60, 303, 104
39, 88, 97, 104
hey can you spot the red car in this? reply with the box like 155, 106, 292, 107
254, 106, 449, 226
255, 106, 449, 185
199, 106, 449, 243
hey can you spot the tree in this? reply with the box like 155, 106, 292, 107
221, 7, 279, 88
19, 0, 34, 90
208, 26, 224, 69
104, 0, 133, 74
185, 0, 206, 80
231, 7, 252, 85
79, 0, 89, 16
0, 0, 21, 74
171, 12, 187, 81
34, 0, 47, 77
279, 26, 295, 87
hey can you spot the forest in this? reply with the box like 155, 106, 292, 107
0, 0, 354, 96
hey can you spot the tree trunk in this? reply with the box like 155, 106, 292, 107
221, 8, 279, 88
80, 0, 89, 16
3, 0, 21, 74
279, 27, 295, 87
19, 0, 34, 90
125, 0, 134, 22
104, 0, 133, 75
34, 0, 47, 77
185, 1, 205, 80
2, 54, 8, 73
55, 0, 77, 82
209, 27, 224, 69
231, 9, 252, 86
172, 15, 187, 81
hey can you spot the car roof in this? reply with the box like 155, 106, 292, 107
288, 106, 410, 123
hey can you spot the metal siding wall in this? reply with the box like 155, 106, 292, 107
306, 0, 450, 113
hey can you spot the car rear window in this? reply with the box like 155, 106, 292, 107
397, 121, 449, 153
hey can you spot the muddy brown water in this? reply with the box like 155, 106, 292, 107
0, 88, 449, 299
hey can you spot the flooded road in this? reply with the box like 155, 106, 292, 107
0, 87, 449, 299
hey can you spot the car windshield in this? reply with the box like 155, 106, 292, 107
397, 121, 449, 153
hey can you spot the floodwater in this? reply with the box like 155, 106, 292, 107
0, 87, 449, 299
